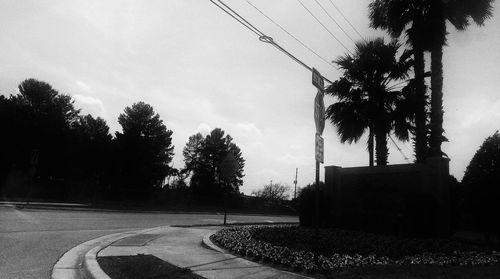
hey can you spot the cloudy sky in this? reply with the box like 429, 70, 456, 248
1, 0, 499, 195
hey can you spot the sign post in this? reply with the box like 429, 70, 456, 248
312, 68, 325, 235
315, 133, 324, 163
27, 149, 40, 206
219, 151, 239, 225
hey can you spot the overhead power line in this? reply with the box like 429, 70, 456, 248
312, 0, 356, 44
389, 134, 411, 163
297, 0, 352, 55
208, 0, 262, 36
327, 0, 365, 41
207, 0, 334, 85
246, 0, 334, 69
214, 0, 264, 36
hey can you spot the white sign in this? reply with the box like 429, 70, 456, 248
312, 68, 324, 90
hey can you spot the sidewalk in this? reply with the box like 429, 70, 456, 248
52, 225, 309, 279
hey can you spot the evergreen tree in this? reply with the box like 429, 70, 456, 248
182, 128, 245, 203
68, 115, 112, 201
115, 102, 174, 200
1, 79, 80, 199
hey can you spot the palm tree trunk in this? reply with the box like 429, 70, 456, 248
429, 44, 446, 157
374, 123, 388, 166
407, 5, 429, 163
368, 124, 374, 166
413, 43, 428, 163
429, 2, 447, 158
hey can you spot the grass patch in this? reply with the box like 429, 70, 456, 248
97, 254, 203, 279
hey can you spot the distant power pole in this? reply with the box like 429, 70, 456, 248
294, 168, 298, 199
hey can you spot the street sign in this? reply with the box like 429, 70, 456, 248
315, 133, 324, 163
314, 90, 325, 135
219, 151, 239, 225
219, 151, 239, 182
311, 69, 325, 236
312, 68, 324, 90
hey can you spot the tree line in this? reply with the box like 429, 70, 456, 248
0, 78, 245, 206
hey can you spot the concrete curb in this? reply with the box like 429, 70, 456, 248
201, 231, 226, 253
84, 246, 112, 279
51, 227, 166, 279
51, 232, 124, 279
201, 230, 313, 279
52, 223, 302, 279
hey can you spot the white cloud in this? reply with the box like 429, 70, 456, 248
277, 153, 306, 166
73, 94, 107, 118
235, 122, 263, 140
196, 123, 211, 136
458, 99, 500, 129
76, 80, 92, 93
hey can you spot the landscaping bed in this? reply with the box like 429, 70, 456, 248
211, 225, 500, 275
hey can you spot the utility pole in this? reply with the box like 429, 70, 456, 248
294, 168, 298, 199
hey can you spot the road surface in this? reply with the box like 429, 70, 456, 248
0, 206, 297, 279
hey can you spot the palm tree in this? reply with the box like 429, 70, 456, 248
369, 0, 430, 163
326, 38, 413, 166
326, 77, 375, 165
426, 0, 494, 157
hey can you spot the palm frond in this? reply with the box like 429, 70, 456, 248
446, 0, 494, 29
326, 102, 368, 144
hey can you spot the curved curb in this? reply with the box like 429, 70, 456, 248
51, 232, 125, 279
200, 230, 313, 279
51, 226, 168, 279
201, 231, 226, 253
83, 246, 112, 279
52, 223, 303, 279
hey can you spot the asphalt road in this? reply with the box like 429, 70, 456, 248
0, 206, 298, 279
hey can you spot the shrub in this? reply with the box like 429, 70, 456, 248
402, 193, 438, 236
298, 182, 333, 228
462, 131, 500, 240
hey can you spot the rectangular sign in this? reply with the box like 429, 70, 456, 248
315, 133, 324, 163
312, 68, 324, 90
